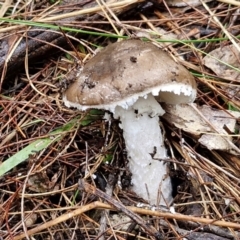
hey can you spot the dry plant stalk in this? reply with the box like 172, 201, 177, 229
11, 199, 240, 240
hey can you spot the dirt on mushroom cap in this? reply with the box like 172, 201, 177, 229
63, 39, 196, 111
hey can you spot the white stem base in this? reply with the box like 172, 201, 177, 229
114, 95, 172, 205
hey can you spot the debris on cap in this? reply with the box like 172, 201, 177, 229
63, 39, 196, 113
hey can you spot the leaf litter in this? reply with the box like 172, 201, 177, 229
163, 103, 240, 153
203, 43, 240, 105
0, 1, 240, 240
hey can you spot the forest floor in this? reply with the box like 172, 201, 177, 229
0, 0, 240, 239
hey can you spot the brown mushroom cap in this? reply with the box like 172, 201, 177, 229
63, 39, 196, 111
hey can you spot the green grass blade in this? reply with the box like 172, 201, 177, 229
0, 136, 60, 177
0, 111, 103, 177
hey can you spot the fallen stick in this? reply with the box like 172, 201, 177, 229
11, 182, 240, 240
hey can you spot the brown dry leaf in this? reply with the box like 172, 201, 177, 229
203, 43, 240, 81
27, 172, 50, 193
24, 213, 38, 228
166, 0, 212, 7
109, 213, 132, 231
27, 170, 60, 193
163, 103, 240, 154
203, 43, 240, 102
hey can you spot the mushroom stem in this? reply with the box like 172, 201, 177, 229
114, 94, 172, 205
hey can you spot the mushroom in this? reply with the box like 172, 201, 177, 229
63, 39, 196, 205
